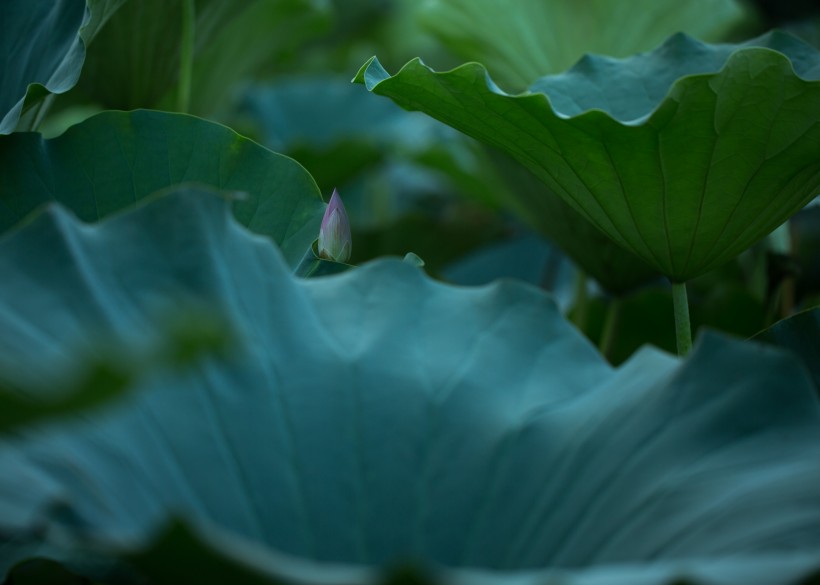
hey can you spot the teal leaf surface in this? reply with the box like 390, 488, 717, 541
0, 110, 326, 266
0, 306, 232, 434
355, 32, 820, 281
0, 190, 818, 584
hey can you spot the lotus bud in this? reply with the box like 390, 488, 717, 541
318, 188, 351, 263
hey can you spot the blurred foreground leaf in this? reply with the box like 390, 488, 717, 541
0, 189, 818, 584
755, 306, 820, 391
0, 305, 231, 434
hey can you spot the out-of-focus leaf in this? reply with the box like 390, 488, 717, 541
5, 558, 87, 585
574, 289, 677, 365
755, 306, 820, 391
355, 32, 820, 282
74, 0, 331, 116
0, 303, 232, 434
0, 362, 131, 435
576, 277, 769, 366
243, 76, 445, 153
350, 209, 507, 276
419, 0, 750, 90
441, 233, 577, 309
241, 76, 498, 200
791, 205, 820, 301
0, 189, 818, 584
0, 0, 124, 134
0, 110, 325, 267
690, 283, 769, 338
241, 76, 517, 277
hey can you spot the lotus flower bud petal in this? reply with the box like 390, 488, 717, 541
318, 188, 351, 263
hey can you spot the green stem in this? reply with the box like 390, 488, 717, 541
598, 297, 622, 362
571, 270, 589, 330
672, 281, 692, 356
177, 0, 196, 113
780, 222, 796, 319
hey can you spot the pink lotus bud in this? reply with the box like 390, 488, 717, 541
318, 188, 351, 263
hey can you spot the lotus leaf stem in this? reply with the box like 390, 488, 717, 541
672, 281, 692, 356
571, 270, 589, 330
599, 297, 622, 361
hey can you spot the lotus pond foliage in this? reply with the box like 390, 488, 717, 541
0, 1, 819, 585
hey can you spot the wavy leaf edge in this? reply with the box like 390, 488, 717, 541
1, 189, 820, 584
354, 30, 820, 127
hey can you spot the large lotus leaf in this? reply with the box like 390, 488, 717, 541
0, 0, 125, 134
74, 0, 331, 117
419, 0, 749, 91
0, 110, 325, 266
355, 32, 820, 282
0, 189, 819, 584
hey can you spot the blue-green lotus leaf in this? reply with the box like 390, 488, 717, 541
0, 110, 325, 267
0, 189, 818, 585
355, 32, 820, 282
0, 0, 124, 134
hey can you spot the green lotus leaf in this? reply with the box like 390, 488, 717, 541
0, 189, 819, 584
354, 32, 820, 282
0, 110, 325, 266
74, 0, 331, 117
419, 0, 750, 90
486, 148, 659, 294
0, 0, 124, 134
